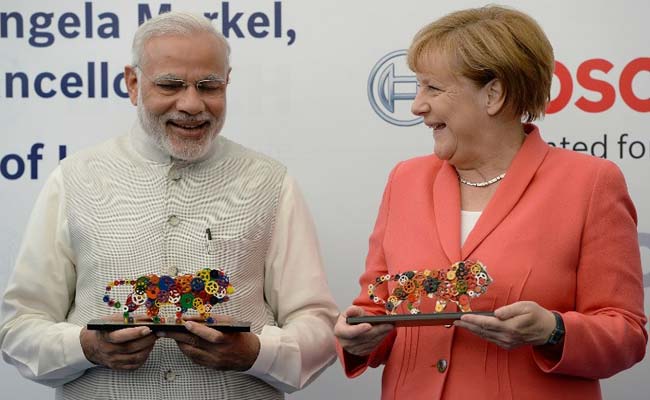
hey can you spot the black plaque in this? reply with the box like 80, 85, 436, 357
347, 312, 495, 327
87, 319, 251, 333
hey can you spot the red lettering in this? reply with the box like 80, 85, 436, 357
575, 59, 615, 113
619, 57, 650, 112
547, 58, 648, 113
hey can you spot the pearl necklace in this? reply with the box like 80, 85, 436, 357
458, 172, 506, 187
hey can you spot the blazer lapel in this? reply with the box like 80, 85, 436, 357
462, 125, 549, 259
433, 162, 462, 263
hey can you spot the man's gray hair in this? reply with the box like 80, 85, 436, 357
131, 11, 230, 67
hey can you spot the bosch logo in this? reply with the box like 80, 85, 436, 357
367, 50, 422, 126
368, 51, 649, 126
549, 58, 650, 113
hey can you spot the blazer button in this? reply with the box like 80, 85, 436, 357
436, 359, 448, 373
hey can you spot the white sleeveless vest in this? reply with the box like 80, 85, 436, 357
59, 132, 286, 400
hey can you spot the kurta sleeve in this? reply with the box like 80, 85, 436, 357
533, 160, 648, 378
244, 174, 339, 393
337, 163, 401, 377
0, 167, 95, 387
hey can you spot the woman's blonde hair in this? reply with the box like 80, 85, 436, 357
408, 5, 554, 122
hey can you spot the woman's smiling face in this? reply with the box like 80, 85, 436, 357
411, 51, 492, 166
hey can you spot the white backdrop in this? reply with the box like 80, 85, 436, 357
0, 1, 648, 399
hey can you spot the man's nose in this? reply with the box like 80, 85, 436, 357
176, 86, 206, 115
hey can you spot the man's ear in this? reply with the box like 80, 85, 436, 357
484, 78, 507, 116
124, 65, 139, 106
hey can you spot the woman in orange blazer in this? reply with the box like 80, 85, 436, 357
334, 6, 647, 400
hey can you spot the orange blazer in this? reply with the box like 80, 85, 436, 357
339, 125, 647, 400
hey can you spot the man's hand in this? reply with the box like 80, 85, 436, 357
454, 301, 557, 350
161, 317, 261, 371
80, 326, 158, 370
334, 306, 394, 357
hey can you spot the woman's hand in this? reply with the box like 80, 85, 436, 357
334, 306, 394, 357
454, 301, 557, 350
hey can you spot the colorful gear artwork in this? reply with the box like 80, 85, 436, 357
368, 260, 492, 314
102, 268, 234, 324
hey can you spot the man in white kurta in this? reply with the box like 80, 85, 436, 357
0, 11, 338, 400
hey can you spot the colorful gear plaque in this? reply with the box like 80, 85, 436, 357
102, 268, 234, 324
368, 260, 492, 315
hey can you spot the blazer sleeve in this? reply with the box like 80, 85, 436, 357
337, 163, 402, 377
533, 160, 648, 378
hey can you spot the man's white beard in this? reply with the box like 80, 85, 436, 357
136, 100, 223, 162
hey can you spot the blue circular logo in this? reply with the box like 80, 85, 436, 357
368, 50, 423, 127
